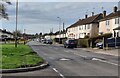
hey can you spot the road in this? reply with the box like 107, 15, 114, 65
2, 41, 119, 78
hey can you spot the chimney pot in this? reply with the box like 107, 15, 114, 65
113, 6, 117, 13
103, 10, 106, 17
92, 12, 94, 16
85, 15, 88, 18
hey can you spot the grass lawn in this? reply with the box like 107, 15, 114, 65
0, 44, 44, 69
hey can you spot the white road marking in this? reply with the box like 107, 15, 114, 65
73, 52, 118, 66
60, 58, 70, 61
52, 67, 65, 78
92, 58, 119, 66
52, 68, 59, 73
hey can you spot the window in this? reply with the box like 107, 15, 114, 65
115, 18, 119, 24
85, 25, 86, 30
87, 33, 90, 36
81, 26, 83, 30
106, 20, 109, 26
87, 24, 90, 29
84, 33, 86, 36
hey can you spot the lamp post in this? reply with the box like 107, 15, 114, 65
57, 17, 61, 44
15, 0, 18, 47
23, 29, 26, 45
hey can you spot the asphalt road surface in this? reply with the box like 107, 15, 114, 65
2, 41, 119, 78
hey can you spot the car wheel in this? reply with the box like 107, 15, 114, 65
66, 46, 69, 48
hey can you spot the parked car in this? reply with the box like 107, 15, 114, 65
96, 42, 103, 49
46, 39, 53, 44
64, 39, 77, 48
41, 39, 46, 44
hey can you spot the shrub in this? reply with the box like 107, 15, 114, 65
62, 38, 67, 44
84, 35, 89, 39
77, 39, 89, 48
89, 33, 112, 40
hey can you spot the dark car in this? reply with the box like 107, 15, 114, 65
64, 39, 77, 48
46, 39, 53, 44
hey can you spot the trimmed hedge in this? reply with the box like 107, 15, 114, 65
77, 39, 89, 48
89, 33, 112, 40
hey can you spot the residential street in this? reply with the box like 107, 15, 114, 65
2, 41, 119, 78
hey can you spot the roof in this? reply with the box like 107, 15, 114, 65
113, 26, 120, 30
67, 13, 103, 29
100, 10, 120, 21
0, 29, 13, 35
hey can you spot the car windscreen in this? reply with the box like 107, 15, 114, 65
69, 40, 75, 43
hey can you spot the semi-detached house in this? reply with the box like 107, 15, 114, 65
99, 6, 120, 37
67, 13, 103, 39
0, 29, 13, 38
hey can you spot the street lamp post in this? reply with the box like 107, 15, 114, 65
15, 0, 18, 47
23, 29, 26, 45
57, 17, 61, 44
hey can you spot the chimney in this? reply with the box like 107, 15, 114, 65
92, 12, 94, 16
103, 10, 106, 17
85, 14, 88, 18
113, 6, 117, 13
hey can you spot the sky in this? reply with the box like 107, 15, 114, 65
1, 1, 119, 34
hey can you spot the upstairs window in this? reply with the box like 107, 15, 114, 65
85, 25, 86, 30
106, 20, 109, 26
115, 18, 119, 24
87, 24, 90, 29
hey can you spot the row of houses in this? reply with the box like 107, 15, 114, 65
0, 29, 13, 39
45, 6, 120, 40
66, 6, 120, 39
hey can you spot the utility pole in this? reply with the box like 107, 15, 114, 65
63, 22, 65, 38
23, 29, 26, 45
15, 0, 18, 47
57, 17, 61, 44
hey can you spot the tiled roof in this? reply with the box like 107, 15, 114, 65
100, 10, 120, 21
0, 29, 13, 35
67, 13, 103, 29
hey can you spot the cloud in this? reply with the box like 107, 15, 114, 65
10, 0, 119, 2
2, 2, 118, 34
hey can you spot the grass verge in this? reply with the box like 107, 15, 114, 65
0, 44, 44, 69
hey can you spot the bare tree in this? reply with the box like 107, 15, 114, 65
0, 0, 11, 19
13, 30, 22, 38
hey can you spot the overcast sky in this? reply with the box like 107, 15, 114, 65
1, 1, 119, 34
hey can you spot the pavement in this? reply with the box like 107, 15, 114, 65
53, 42, 119, 57
76, 48, 119, 57
2, 40, 119, 78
